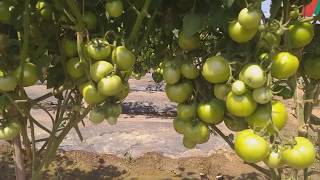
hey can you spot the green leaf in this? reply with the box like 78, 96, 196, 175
208, 4, 226, 30
182, 14, 203, 36
222, 0, 236, 8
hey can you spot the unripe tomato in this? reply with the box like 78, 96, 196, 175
82, 82, 105, 105
177, 103, 197, 121
98, 75, 122, 96
238, 8, 261, 30
303, 57, 320, 79
239, 64, 266, 88
231, 80, 247, 95
0, 121, 22, 140
202, 56, 231, 83
14, 63, 39, 87
289, 22, 314, 49
246, 101, 288, 134
178, 32, 200, 51
83, 12, 97, 31
105, 0, 123, 18
282, 137, 316, 169
152, 71, 163, 83
114, 82, 129, 101
173, 118, 190, 134
213, 83, 231, 101
271, 52, 299, 79
0, 74, 17, 92
197, 99, 224, 124
0, 1, 11, 23
165, 81, 193, 103
260, 32, 281, 48
180, 63, 199, 79
62, 38, 77, 57
264, 149, 283, 168
235, 130, 270, 163
228, 21, 257, 43
183, 136, 196, 149
89, 108, 105, 124
184, 121, 210, 144
226, 92, 257, 117
87, 39, 112, 61
112, 46, 136, 71
104, 103, 122, 118
223, 116, 248, 132
163, 66, 181, 85
252, 87, 273, 104
106, 116, 118, 125
90, 61, 114, 82
66, 58, 84, 79
36, 0, 52, 19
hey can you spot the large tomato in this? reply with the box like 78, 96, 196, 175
246, 101, 288, 134
87, 39, 112, 61
163, 66, 181, 85
36, 0, 52, 19
105, 0, 123, 17
114, 82, 129, 101
0, 1, 11, 23
90, 61, 114, 82
234, 129, 270, 163
178, 32, 200, 51
165, 81, 193, 103
81, 82, 105, 105
112, 46, 136, 71
83, 12, 97, 30
239, 64, 266, 88
223, 116, 248, 132
238, 8, 261, 30
303, 57, 320, 79
180, 63, 199, 80
228, 21, 257, 43
183, 136, 196, 149
14, 63, 39, 87
184, 121, 210, 144
0, 74, 17, 92
252, 87, 273, 104
197, 99, 224, 124
103, 103, 122, 118
177, 103, 197, 121
89, 108, 105, 124
213, 83, 230, 101
66, 58, 84, 79
226, 92, 257, 117
289, 22, 314, 49
271, 52, 299, 79
62, 38, 77, 57
0, 121, 22, 140
98, 75, 122, 96
282, 137, 316, 169
202, 56, 231, 83
264, 149, 283, 168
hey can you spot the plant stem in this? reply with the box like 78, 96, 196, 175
13, 137, 26, 180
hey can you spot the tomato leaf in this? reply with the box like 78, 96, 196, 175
182, 13, 203, 36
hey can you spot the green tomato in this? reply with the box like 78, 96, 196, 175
87, 39, 112, 61
213, 83, 231, 101
271, 52, 299, 79
98, 75, 122, 96
282, 137, 316, 169
228, 21, 257, 43
226, 91, 257, 117
82, 82, 105, 105
238, 8, 261, 30
14, 62, 39, 87
180, 63, 199, 79
163, 66, 181, 85
173, 118, 191, 134
112, 46, 136, 71
234, 130, 270, 163
197, 99, 224, 124
0, 121, 22, 140
165, 81, 193, 103
83, 12, 97, 31
114, 82, 129, 101
89, 108, 105, 124
90, 61, 114, 82
177, 103, 197, 121
239, 64, 266, 88
103, 103, 122, 118
62, 38, 77, 57
202, 56, 231, 83
223, 116, 248, 132
264, 149, 283, 169
289, 22, 314, 49
36, 0, 52, 19
178, 32, 200, 51
184, 121, 210, 144
105, 0, 123, 17
303, 57, 320, 79
231, 80, 247, 95
0, 74, 17, 92
183, 136, 196, 149
253, 87, 273, 104
66, 58, 84, 79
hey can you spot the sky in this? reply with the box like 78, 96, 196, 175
262, 0, 271, 17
